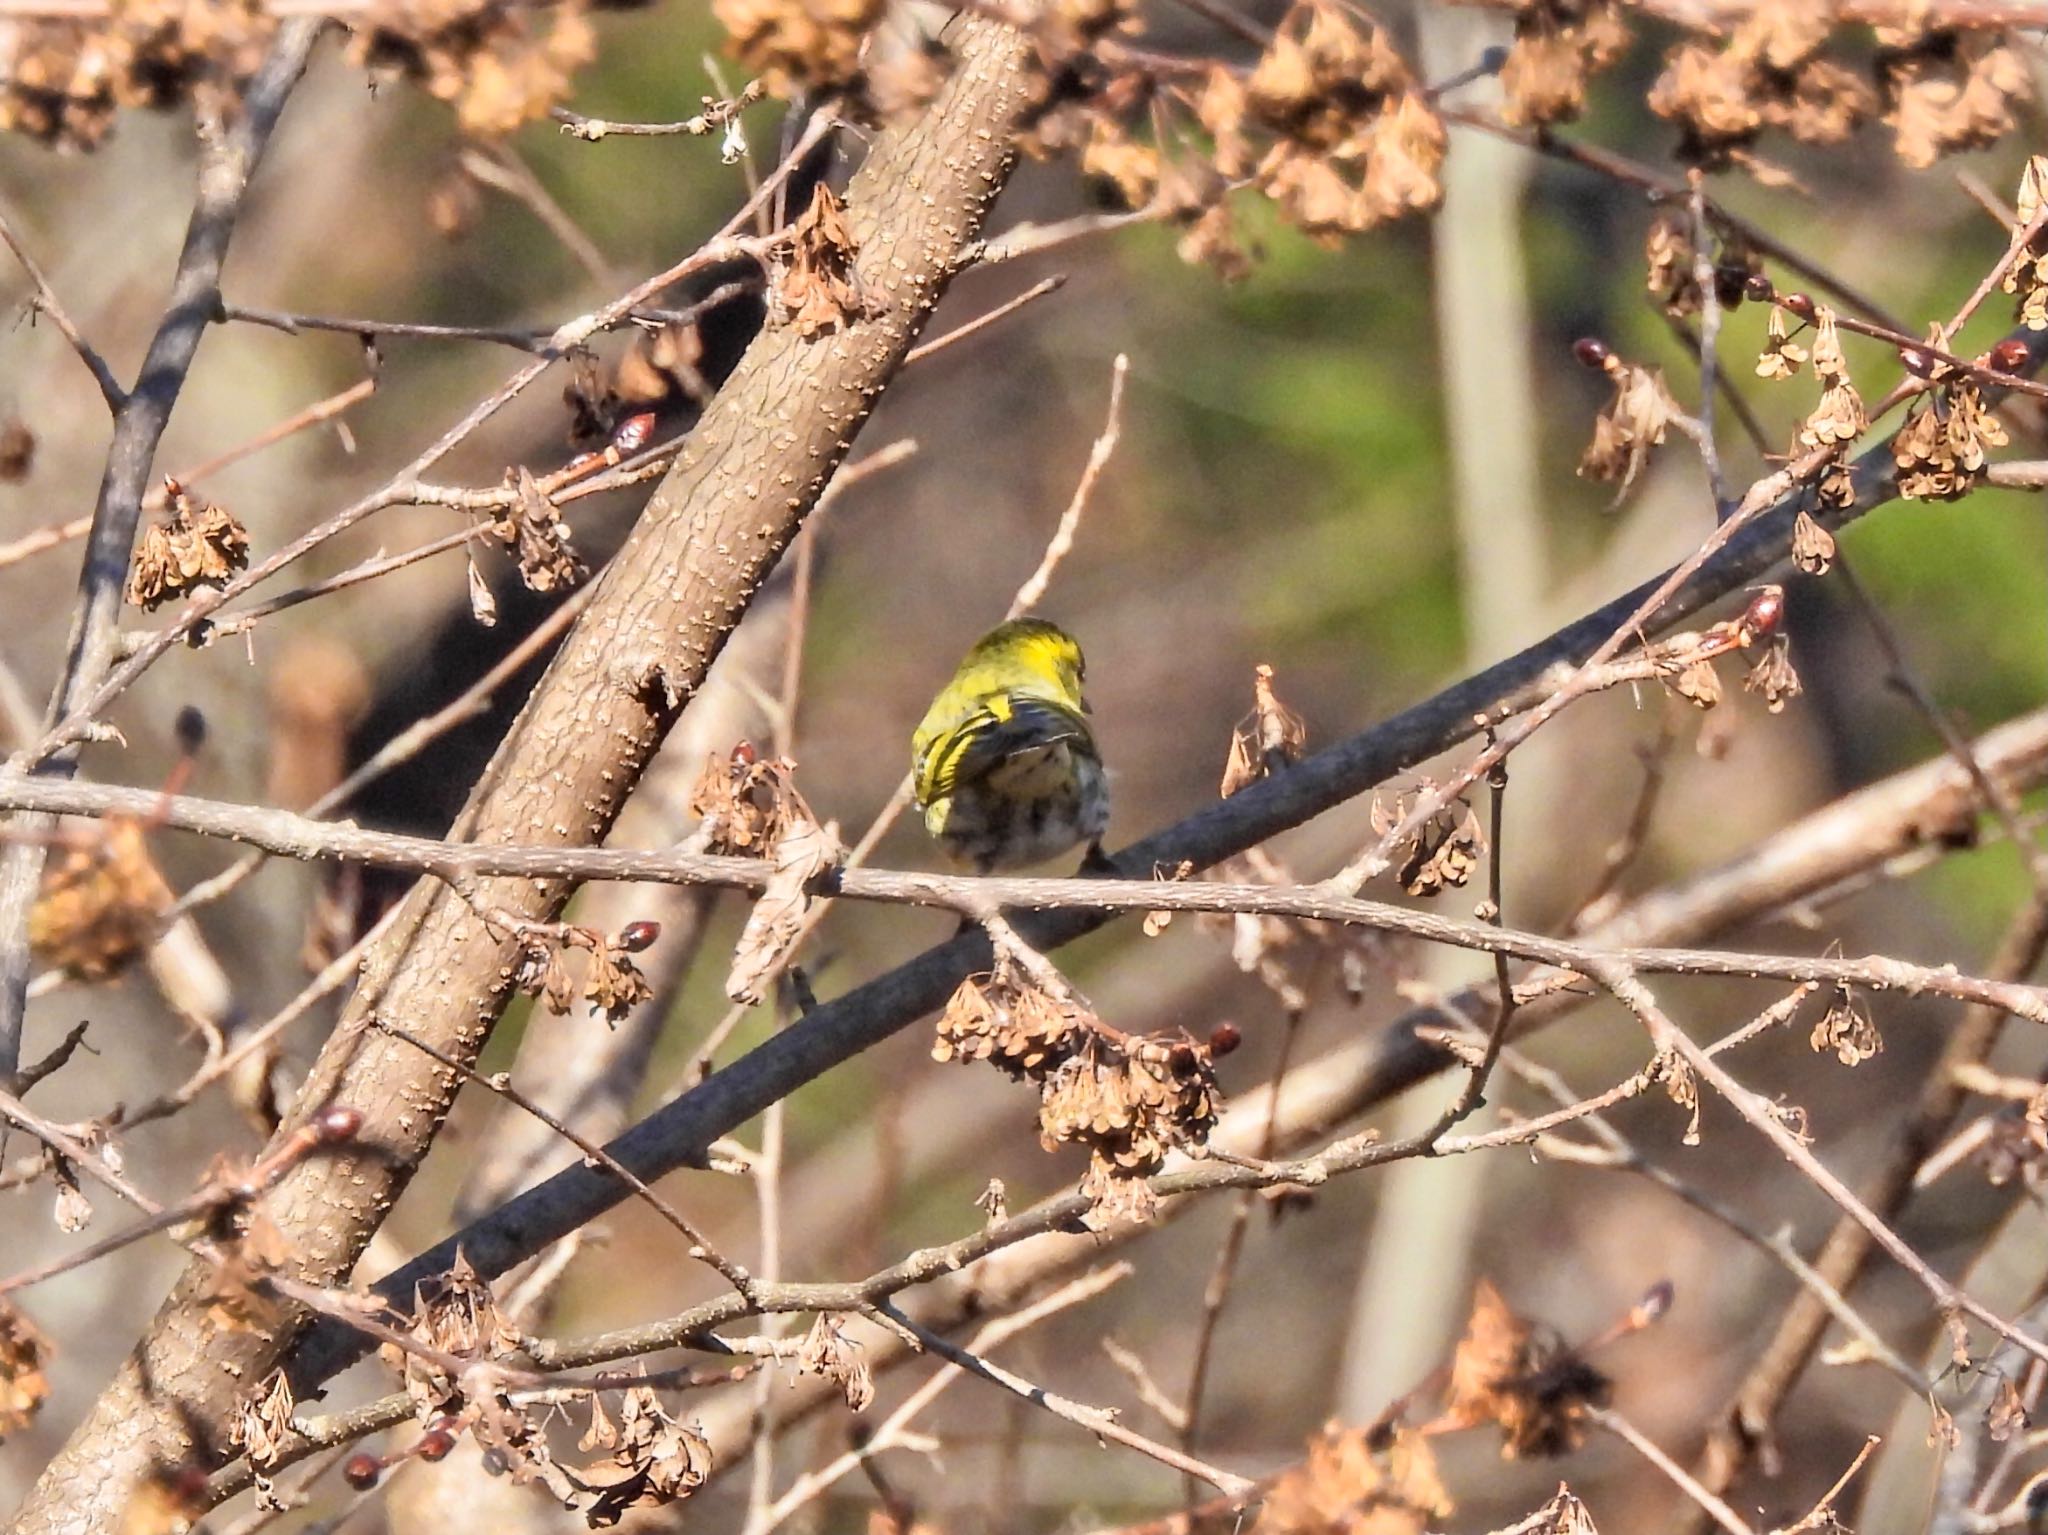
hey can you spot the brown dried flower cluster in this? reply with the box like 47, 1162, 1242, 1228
1795, 306, 1865, 452
688, 741, 812, 854
1743, 634, 1802, 714
512, 925, 655, 1023
1430, 1279, 1611, 1459
227, 1371, 295, 1506
1497, 0, 1628, 128
29, 819, 174, 981
388, 1251, 524, 1416
1647, 0, 1873, 170
776, 182, 864, 339
1893, 379, 2007, 501
1221, 663, 1308, 798
1644, 213, 1757, 320
713, 0, 882, 97
1371, 788, 1484, 899
1255, 1421, 1452, 1535
3, 1, 632, 149
724, 812, 842, 1004
1877, 24, 2032, 170
573, 1385, 714, 1527
1577, 351, 1679, 490
796, 1312, 875, 1411
1810, 987, 1882, 1066
1231, 1, 1444, 244
934, 962, 1087, 1077
0, 0, 271, 150
126, 480, 249, 611
935, 962, 1222, 1226
1040, 1029, 1220, 1223
480, 466, 587, 599
2006, 158, 2048, 332
347, 1, 629, 138
0, 1300, 50, 1441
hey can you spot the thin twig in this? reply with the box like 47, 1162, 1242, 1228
0, 198, 123, 409
367, 1015, 754, 1293
873, 1301, 1257, 1499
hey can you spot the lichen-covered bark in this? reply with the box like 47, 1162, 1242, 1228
9, 19, 1032, 1535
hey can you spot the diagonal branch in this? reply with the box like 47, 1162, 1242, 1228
7, 17, 1038, 1535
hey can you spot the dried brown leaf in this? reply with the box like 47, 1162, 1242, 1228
726, 815, 843, 1004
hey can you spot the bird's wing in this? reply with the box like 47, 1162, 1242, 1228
916, 696, 1088, 806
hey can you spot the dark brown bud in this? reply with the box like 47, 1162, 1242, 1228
1208, 1022, 1243, 1057
1740, 584, 1786, 641
174, 706, 206, 755
312, 1105, 364, 1144
1742, 272, 1775, 303
1637, 1279, 1675, 1321
731, 740, 758, 765
1780, 292, 1816, 321
1898, 346, 1936, 379
1572, 337, 1611, 369
612, 411, 658, 455
1990, 337, 2032, 375
618, 920, 661, 953
417, 1429, 457, 1462
343, 1454, 383, 1490
1713, 266, 1749, 308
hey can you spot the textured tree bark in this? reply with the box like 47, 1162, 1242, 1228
7, 18, 1033, 1535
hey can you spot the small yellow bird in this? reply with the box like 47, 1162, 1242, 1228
912, 618, 1110, 873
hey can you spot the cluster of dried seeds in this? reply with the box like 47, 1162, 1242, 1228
1499, 0, 1629, 128
3, 0, 640, 150
125, 480, 249, 612
935, 961, 1223, 1227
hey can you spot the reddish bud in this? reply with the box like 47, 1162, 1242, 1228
611, 412, 658, 455
312, 1105, 364, 1144
1208, 1022, 1243, 1058
1990, 337, 2032, 374
343, 1454, 383, 1490
1898, 346, 1937, 379
1741, 584, 1786, 641
1742, 272, 1775, 303
618, 920, 661, 953
1780, 292, 1815, 320
1571, 337, 1611, 369
731, 740, 758, 765
417, 1429, 457, 1462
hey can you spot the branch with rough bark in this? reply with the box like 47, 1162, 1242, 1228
8, 18, 1036, 1535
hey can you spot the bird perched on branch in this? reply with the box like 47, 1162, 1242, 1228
912, 618, 1110, 873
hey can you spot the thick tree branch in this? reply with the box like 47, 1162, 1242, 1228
6, 18, 1035, 1535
